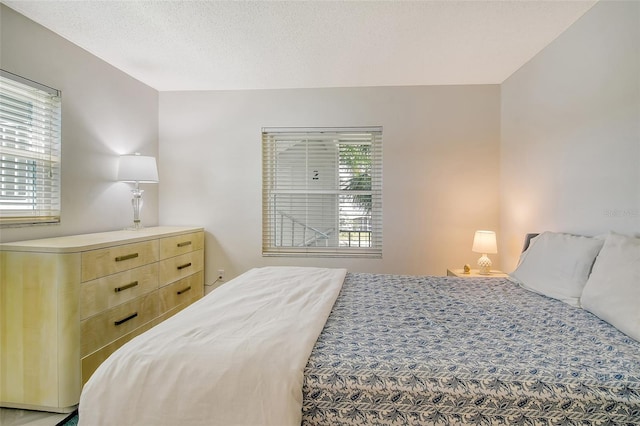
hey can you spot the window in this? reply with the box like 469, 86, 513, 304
0, 70, 61, 226
262, 127, 382, 257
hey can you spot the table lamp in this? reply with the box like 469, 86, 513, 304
117, 153, 158, 229
472, 230, 497, 275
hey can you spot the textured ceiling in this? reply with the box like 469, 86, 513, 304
4, 0, 597, 91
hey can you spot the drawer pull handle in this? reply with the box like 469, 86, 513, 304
114, 312, 138, 326
177, 262, 192, 270
115, 253, 139, 262
114, 281, 139, 293
177, 286, 192, 295
177, 241, 192, 248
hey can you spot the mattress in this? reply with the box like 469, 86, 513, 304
302, 273, 640, 425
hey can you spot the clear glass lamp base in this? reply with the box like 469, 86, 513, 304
125, 221, 144, 231
127, 188, 145, 230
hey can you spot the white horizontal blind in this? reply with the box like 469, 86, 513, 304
0, 70, 61, 226
263, 127, 382, 257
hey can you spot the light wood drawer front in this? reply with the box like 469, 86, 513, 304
81, 318, 156, 385
82, 286, 203, 384
159, 271, 204, 312
159, 250, 204, 287
80, 291, 159, 357
82, 240, 159, 282
80, 263, 159, 320
80, 294, 200, 385
159, 231, 204, 260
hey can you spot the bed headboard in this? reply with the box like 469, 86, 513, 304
522, 233, 539, 253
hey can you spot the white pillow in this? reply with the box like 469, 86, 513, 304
509, 231, 604, 307
581, 232, 640, 341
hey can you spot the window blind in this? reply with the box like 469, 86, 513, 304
262, 127, 382, 257
0, 70, 61, 226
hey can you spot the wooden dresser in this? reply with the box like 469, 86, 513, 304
0, 226, 204, 413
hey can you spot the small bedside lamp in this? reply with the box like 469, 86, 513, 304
472, 230, 497, 275
117, 153, 158, 230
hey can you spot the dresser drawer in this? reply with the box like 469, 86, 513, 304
159, 271, 204, 312
80, 291, 159, 357
160, 231, 204, 260
80, 263, 159, 320
159, 250, 204, 287
81, 318, 158, 385
81, 240, 159, 282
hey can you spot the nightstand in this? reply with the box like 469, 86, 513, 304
447, 268, 509, 278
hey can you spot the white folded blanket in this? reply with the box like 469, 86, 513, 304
79, 266, 347, 426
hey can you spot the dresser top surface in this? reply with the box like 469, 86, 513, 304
0, 226, 203, 253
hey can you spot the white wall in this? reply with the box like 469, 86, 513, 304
11, 1, 632, 279
500, 0, 640, 270
159, 85, 501, 284
0, 5, 159, 243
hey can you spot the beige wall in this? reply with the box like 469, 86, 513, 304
500, 0, 640, 270
0, 5, 159, 243
159, 86, 501, 282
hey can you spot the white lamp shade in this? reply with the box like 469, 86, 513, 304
472, 230, 497, 254
117, 154, 159, 183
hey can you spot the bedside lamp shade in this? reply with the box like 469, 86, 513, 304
118, 153, 158, 229
117, 154, 159, 183
472, 230, 497, 275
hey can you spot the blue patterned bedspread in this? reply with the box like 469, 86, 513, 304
301, 273, 640, 425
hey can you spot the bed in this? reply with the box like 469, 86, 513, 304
79, 232, 640, 425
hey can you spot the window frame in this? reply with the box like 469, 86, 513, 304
262, 126, 383, 258
0, 70, 62, 227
